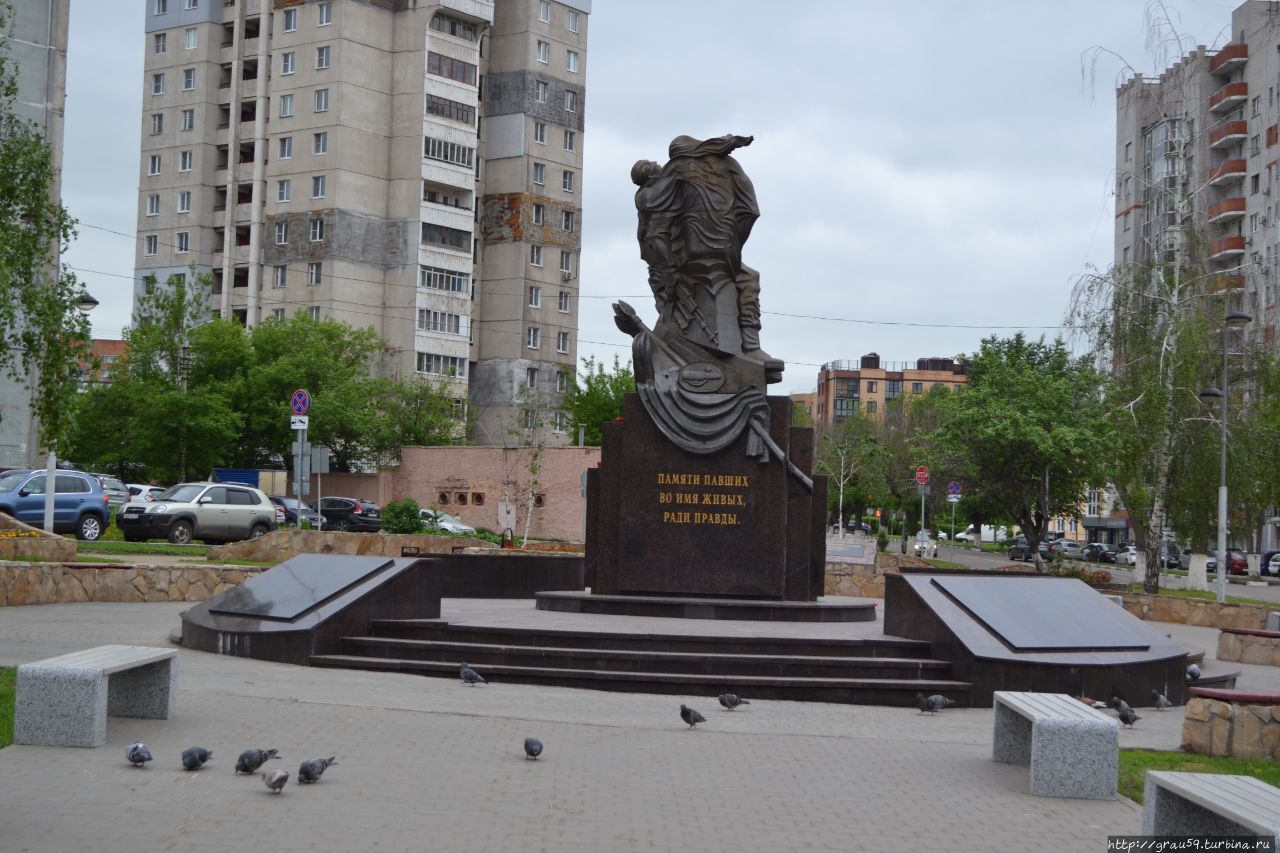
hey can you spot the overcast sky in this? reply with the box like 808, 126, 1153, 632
60, 0, 1235, 393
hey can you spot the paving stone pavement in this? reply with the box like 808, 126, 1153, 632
2, 602, 1275, 853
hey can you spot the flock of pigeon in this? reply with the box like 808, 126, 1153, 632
124, 742, 337, 795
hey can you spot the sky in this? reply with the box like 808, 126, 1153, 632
59, 0, 1238, 394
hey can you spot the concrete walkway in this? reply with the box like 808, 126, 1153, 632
1, 602, 1276, 853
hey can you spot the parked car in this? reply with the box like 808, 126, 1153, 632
421, 508, 476, 535
0, 468, 109, 540
268, 496, 326, 528
316, 497, 382, 532
1268, 552, 1280, 576
1081, 542, 1118, 563
1223, 549, 1249, 576
1118, 545, 1138, 566
1049, 539, 1085, 560
126, 484, 167, 504
115, 481, 278, 544
844, 519, 872, 533
1008, 535, 1035, 561
93, 475, 129, 508
954, 525, 975, 543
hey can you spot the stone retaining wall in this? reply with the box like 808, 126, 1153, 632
1217, 630, 1280, 666
824, 554, 930, 599
206, 528, 498, 563
1120, 592, 1272, 631
1180, 697, 1280, 760
0, 514, 76, 563
0, 561, 263, 606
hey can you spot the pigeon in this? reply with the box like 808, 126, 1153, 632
1151, 688, 1173, 711
262, 768, 289, 793
126, 742, 153, 767
523, 738, 543, 760
1187, 663, 1202, 681
297, 756, 337, 783
1110, 696, 1131, 713
916, 692, 957, 713
459, 662, 486, 686
181, 746, 212, 771
1118, 706, 1141, 727
235, 748, 280, 775
718, 693, 750, 711
680, 704, 706, 729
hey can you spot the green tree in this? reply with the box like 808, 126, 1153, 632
563, 355, 634, 445
814, 413, 878, 536
381, 497, 424, 534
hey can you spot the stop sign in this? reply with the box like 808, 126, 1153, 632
915, 466, 930, 485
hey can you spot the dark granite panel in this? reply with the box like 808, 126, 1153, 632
809, 474, 829, 596
210, 555, 396, 620
593, 419, 623, 595
583, 467, 600, 590
535, 590, 875, 622
785, 426, 811, 601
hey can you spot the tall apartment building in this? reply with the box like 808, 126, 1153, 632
813, 353, 969, 427
134, 0, 587, 445
1114, 0, 1280, 346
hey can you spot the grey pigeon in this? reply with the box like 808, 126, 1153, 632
459, 662, 486, 686
297, 756, 336, 783
1151, 688, 1172, 711
1187, 663, 1202, 681
680, 704, 706, 729
523, 738, 543, 760
1118, 706, 1141, 727
262, 768, 289, 793
181, 746, 212, 771
1110, 696, 1131, 713
917, 692, 956, 713
235, 748, 280, 775
126, 742, 153, 767
718, 693, 750, 711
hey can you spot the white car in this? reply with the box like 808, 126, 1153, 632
954, 531, 973, 543
126, 484, 166, 504
1119, 545, 1138, 566
421, 508, 476, 535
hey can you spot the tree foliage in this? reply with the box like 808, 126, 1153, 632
563, 355, 634, 446
814, 413, 878, 531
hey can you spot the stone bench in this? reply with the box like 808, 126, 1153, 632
1142, 771, 1280, 843
992, 690, 1118, 800
14, 645, 178, 747
1216, 626, 1280, 666
1181, 687, 1280, 760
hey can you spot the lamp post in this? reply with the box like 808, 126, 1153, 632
1199, 310, 1251, 604
42, 291, 100, 532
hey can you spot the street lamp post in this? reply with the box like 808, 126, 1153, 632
42, 292, 100, 532
1199, 310, 1251, 604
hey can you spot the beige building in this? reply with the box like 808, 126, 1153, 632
133, 0, 587, 445
813, 353, 968, 427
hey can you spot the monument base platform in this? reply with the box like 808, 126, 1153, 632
536, 590, 876, 622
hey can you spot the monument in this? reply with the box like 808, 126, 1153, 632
577, 134, 832, 608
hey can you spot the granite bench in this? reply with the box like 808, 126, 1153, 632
992, 690, 1118, 800
1216, 626, 1280, 667
1143, 771, 1280, 843
14, 645, 178, 747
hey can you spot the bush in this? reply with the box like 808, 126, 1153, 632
381, 498, 425, 534
876, 529, 889, 553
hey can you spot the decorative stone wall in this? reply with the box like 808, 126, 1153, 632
1120, 592, 1272, 631
206, 528, 498, 563
824, 554, 929, 599
1180, 697, 1280, 760
0, 562, 262, 607
1216, 628, 1280, 666
0, 513, 76, 563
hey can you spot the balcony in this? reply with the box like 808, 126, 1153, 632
1208, 197, 1246, 224
1209, 82, 1248, 113
1209, 120, 1248, 149
1209, 42, 1248, 76
1208, 159, 1247, 186
1209, 273, 1246, 293
1207, 234, 1246, 261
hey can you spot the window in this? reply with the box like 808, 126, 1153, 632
558, 290, 570, 312
1124, 141, 1132, 161
526, 367, 539, 389
278, 136, 293, 159
185, 27, 197, 49
154, 33, 167, 53
556, 370, 567, 392
533, 203, 544, 225
181, 108, 194, 131
564, 90, 577, 112
144, 234, 158, 256
283, 8, 297, 31
533, 162, 545, 185
280, 94, 294, 117
271, 308, 285, 321
538, 1, 550, 23
154, 0, 167, 15
866, 380, 877, 392
534, 121, 546, 144
535, 80, 548, 103
275, 221, 288, 244
429, 12, 476, 40
568, 10, 579, 32
418, 309, 462, 334
559, 250, 573, 274
176, 231, 190, 253
561, 210, 574, 231
272, 265, 287, 288
318, 1, 331, 25
911, 382, 923, 393
281, 51, 295, 74
308, 306, 320, 321
146, 194, 160, 216
529, 285, 541, 307
553, 411, 567, 432
312, 175, 326, 198
316, 45, 330, 69
425, 94, 475, 125
1122, 210, 1131, 231
152, 73, 165, 96
426, 52, 477, 85
183, 68, 195, 91
527, 327, 540, 349
556, 331, 569, 353
150, 113, 164, 135
184, 0, 197, 8
1253, 95, 1262, 117
307, 262, 322, 285
177, 191, 191, 213
423, 137, 474, 167
1252, 212, 1261, 233
420, 223, 470, 251
866, 400, 878, 414
416, 351, 466, 377
179, 150, 192, 171
563, 129, 575, 152
308, 132, 327, 157
530, 245, 543, 266
314, 88, 328, 112
277, 179, 291, 202
309, 217, 325, 241
148, 154, 162, 175
536, 41, 549, 63
562, 170, 574, 192
420, 265, 469, 292
566, 50, 578, 73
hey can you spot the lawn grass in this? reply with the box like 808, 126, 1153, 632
1119, 749, 1280, 803
78, 541, 210, 558
1129, 583, 1274, 607
74, 554, 126, 564
0, 667, 14, 749
923, 558, 968, 570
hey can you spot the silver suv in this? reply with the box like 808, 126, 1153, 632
115, 481, 278, 545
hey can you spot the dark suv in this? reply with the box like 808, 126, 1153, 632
0, 468, 110, 540
1008, 535, 1034, 561
317, 497, 382, 532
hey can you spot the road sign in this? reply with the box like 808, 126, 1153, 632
290, 388, 311, 416
915, 466, 930, 485
946, 494, 961, 503
947, 480, 962, 496
291, 415, 309, 430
